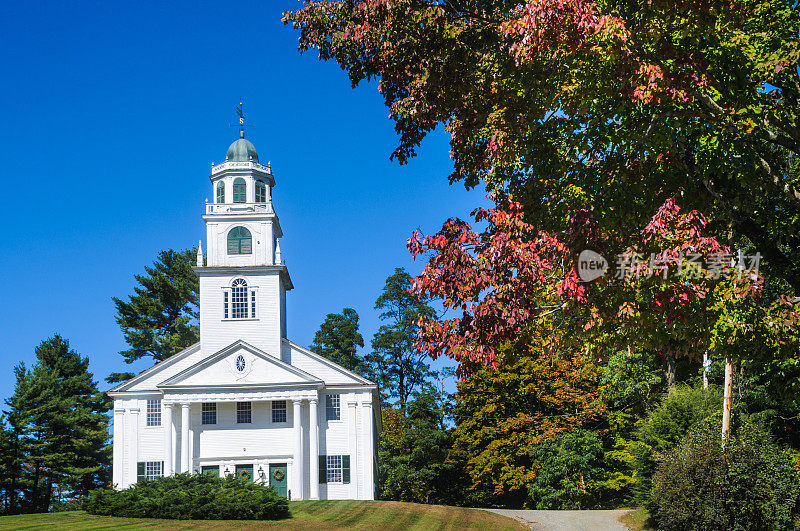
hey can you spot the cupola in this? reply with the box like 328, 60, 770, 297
226, 130, 259, 162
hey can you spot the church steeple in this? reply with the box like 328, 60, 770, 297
195, 128, 292, 358
203, 132, 279, 267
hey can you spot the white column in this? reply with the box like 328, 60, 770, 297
181, 403, 190, 473
163, 403, 173, 476
360, 400, 375, 500
128, 407, 140, 487
292, 399, 303, 500
309, 398, 319, 500
112, 408, 125, 487
347, 401, 359, 499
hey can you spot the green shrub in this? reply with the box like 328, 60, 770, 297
528, 429, 606, 509
84, 473, 290, 520
633, 385, 721, 502
651, 421, 800, 531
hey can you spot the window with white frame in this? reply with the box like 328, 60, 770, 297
223, 291, 229, 319
325, 394, 340, 421
237, 402, 252, 424
201, 402, 216, 425
145, 461, 162, 480
137, 461, 163, 482
271, 400, 286, 423
326, 455, 343, 483
146, 399, 161, 427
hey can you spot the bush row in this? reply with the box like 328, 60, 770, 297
84, 473, 290, 520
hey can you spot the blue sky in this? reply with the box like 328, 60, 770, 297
0, 1, 487, 399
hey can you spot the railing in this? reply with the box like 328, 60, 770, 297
211, 161, 272, 175
205, 202, 274, 215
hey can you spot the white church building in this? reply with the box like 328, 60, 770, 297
108, 131, 379, 500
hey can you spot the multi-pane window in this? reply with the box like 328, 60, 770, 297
137, 461, 163, 482
146, 399, 161, 427
146, 461, 162, 480
201, 403, 216, 425
216, 181, 225, 203
319, 455, 350, 484
231, 279, 248, 318
224, 278, 256, 319
272, 400, 287, 423
255, 181, 267, 203
233, 177, 246, 203
326, 394, 340, 421
326, 455, 343, 483
227, 226, 252, 255
237, 402, 252, 424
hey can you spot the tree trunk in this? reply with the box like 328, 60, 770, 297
664, 353, 676, 388
721, 359, 734, 449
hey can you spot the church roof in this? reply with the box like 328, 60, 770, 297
226, 130, 259, 163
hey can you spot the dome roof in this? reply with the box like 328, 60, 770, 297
226, 130, 259, 163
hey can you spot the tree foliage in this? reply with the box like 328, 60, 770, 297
528, 428, 605, 509
378, 392, 460, 505
450, 348, 606, 507
1, 335, 111, 514
367, 268, 436, 410
113, 248, 199, 366
285, 0, 800, 289
310, 308, 367, 374
284, 0, 800, 379
651, 421, 800, 530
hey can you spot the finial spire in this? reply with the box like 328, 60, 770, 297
196, 240, 204, 267
236, 100, 245, 137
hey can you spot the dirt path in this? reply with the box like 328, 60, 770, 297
482, 509, 633, 530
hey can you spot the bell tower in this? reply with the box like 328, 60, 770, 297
194, 125, 292, 359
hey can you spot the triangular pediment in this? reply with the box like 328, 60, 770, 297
158, 340, 322, 389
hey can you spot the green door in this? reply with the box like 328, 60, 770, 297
201, 465, 219, 477
269, 463, 288, 497
235, 464, 254, 483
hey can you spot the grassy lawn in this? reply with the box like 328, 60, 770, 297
0, 501, 527, 530
618, 507, 653, 531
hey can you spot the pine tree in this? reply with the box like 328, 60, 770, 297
367, 268, 436, 411
2, 336, 111, 512
113, 248, 199, 366
310, 308, 366, 374
2, 364, 33, 513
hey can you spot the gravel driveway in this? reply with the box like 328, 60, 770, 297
482, 509, 633, 530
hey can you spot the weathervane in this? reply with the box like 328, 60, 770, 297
230, 100, 253, 137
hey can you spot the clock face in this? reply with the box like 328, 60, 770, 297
235, 354, 246, 372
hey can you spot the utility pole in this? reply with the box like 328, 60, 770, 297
721, 359, 733, 449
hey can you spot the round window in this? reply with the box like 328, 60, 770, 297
235, 354, 246, 372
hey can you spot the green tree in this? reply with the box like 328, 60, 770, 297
378, 391, 460, 505
3, 336, 111, 513
451, 348, 607, 508
367, 268, 436, 411
310, 308, 366, 374
528, 428, 606, 510
113, 248, 199, 370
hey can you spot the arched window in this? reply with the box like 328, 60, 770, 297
233, 177, 246, 203
231, 278, 248, 318
255, 181, 267, 203
216, 181, 225, 203
227, 226, 252, 255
